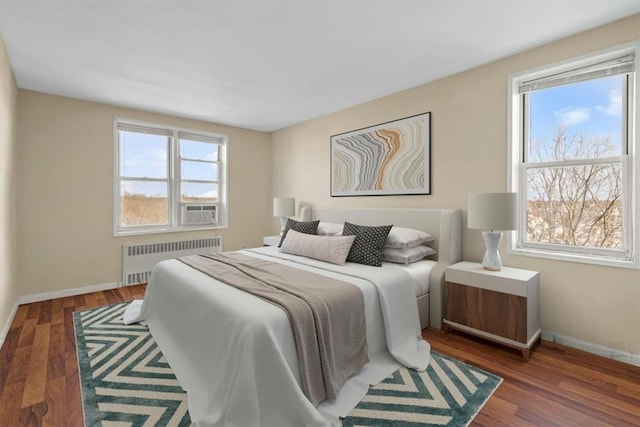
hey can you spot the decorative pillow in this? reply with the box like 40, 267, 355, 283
342, 222, 393, 267
381, 245, 437, 264
385, 226, 434, 250
280, 230, 356, 265
278, 219, 320, 247
317, 221, 344, 236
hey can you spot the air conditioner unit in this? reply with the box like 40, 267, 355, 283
182, 204, 217, 225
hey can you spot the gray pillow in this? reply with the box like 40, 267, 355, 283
280, 230, 356, 265
342, 222, 393, 267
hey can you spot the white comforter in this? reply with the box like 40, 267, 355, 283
124, 246, 430, 426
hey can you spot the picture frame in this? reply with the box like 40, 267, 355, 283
330, 112, 431, 196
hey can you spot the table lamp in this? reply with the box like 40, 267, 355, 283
467, 193, 517, 271
273, 197, 295, 237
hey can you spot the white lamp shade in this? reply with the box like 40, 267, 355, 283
467, 193, 517, 231
273, 197, 295, 217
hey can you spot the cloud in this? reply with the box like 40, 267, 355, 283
595, 89, 622, 116
555, 107, 590, 127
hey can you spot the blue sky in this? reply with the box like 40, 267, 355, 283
120, 133, 218, 198
529, 75, 624, 158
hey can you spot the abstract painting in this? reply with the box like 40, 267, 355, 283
331, 112, 431, 196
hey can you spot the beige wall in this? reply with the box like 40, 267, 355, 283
272, 15, 640, 354
0, 32, 18, 336
16, 91, 272, 296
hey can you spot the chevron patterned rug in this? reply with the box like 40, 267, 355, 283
75, 302, 501, 426
74, 302, 191, 426
342, 351, 502, 426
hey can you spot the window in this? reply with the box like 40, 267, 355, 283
508, 42, 639, 268
114, 119, 227, 235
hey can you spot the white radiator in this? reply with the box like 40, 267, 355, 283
122, 237, 223, 285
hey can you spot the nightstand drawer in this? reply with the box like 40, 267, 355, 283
445, 281, 527, 343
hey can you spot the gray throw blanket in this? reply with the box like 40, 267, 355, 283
178, 252, 368, 406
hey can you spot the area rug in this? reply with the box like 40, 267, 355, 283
75, 302, 501, 427
74, 302, 191, 426
342, 351, 502, 426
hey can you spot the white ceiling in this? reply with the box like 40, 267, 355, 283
1, 1, 639, 132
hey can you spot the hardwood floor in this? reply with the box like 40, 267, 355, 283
0, 285, 146, 427
0, 286, 638, 426
422, 328, 640, 426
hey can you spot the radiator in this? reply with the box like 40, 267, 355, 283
122, 237, 223, 285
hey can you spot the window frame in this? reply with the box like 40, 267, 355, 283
507, 41, 639, 269
113, 118, 228, 236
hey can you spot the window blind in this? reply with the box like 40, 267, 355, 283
117, 123, 173, 137
177, 131, 224, 144
519, 54, 634, 93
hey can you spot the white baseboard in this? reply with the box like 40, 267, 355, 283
542, 330, 640, 367
0, 281, 120, 350
0, 301, 19, 352
16, 281, 120, 305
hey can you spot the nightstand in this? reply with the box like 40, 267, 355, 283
443, 261, 540, 360
262, 235, 281, 246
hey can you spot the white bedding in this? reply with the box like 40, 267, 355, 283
390, 259, 436, 297
124, 246, 430, 426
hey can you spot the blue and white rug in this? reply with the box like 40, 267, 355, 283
74, 302, 191, 426
343, 351, 502, 426
75, 303, 501, 426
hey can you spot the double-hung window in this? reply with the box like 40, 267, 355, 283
114, 119, 227, 235
508, 42, 639, 268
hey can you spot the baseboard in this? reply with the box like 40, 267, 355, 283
16, 281, 120, 305
542, 330, 640, 367
0, 281, 121, 350
0, 301, 20, 351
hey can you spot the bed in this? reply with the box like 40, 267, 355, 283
298, 207, 462, 330
124, 207, 461, 426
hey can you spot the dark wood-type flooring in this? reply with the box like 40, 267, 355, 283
0, 285, 638, 426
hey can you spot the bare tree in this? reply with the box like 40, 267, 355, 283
526, 126, 622, 249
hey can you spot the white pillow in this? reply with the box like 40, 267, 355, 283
385, 226, 434, 249
381, 245, 437, 264
317, 221, 344, 236
279, 229, 356, 265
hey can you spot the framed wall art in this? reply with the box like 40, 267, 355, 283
330, 112, 431, 196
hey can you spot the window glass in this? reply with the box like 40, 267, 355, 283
526, 164, 622, 249
524, 74, 626, 252
120, 180, 168, 226
119, 131, 168, 178
181, 160, 218, 181
528, 76, 624, 162
180, 139, 218, 161
181, 182, 218, 203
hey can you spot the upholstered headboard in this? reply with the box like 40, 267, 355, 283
299, 207, 462, 329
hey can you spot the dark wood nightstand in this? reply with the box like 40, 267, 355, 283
443, 261, 541, 360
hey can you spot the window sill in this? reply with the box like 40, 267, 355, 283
507, 246, 639, 270
114, 225, 227, 237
